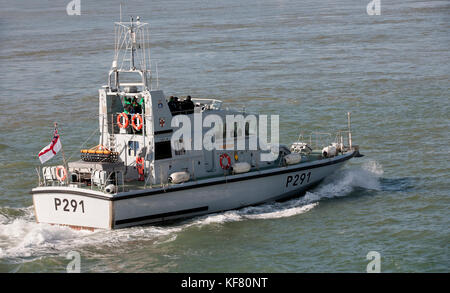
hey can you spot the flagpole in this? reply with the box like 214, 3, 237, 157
55, 122, 69, 184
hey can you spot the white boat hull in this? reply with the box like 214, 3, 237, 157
32, 151, 355, 229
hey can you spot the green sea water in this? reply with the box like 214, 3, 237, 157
0, 0, 448, 272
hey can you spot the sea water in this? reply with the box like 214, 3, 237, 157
0, 0, 448, 272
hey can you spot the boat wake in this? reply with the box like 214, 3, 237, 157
0, 160, 382, 262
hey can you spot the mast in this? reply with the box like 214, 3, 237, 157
108, 15, 152, 91
347, 112, 352, 149
130, 16, 135, 70
105, 14, 153, 182
55, 122, 69, 184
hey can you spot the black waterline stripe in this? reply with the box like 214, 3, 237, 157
114, 206, 209, 225
31, 151, 355, 201
154, 129, 173, 135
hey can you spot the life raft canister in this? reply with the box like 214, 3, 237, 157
131, 114, 143, 131
136, 157, 145, 181
55, 166, 67, 182
168, 171, 190, 184
219, 153, 231, 170
117, 112, 129, 128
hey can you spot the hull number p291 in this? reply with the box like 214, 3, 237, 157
54, 198, 85, 213
286, 171, 311, 187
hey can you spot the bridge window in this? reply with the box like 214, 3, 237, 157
155, 141, 172, 160
128, 141, 139, 156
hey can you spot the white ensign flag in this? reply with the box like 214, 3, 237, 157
38, 128, 62, 164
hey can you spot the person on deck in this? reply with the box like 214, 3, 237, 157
169, 96, 181, 115
132, 96, 143, 114
182, 95, 195, 114
168, 96, 176, 113
137, 96, 144, 113
123, 96, 133, 114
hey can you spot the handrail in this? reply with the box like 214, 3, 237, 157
309, 132, 332, 149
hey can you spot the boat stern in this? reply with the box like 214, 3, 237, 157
31, 186, 113, 230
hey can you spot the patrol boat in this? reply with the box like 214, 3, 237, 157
31, 17, 363, 230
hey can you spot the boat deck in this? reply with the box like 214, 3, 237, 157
41, 150, 327, 193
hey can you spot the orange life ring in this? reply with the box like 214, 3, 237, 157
219, 153, 231, 170
56, 166, 67, 182
117, 112, 129, 128
131, 114, 143, 131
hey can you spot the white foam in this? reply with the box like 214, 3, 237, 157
362, 160, 384, 177
244, 203, 318, 219
0, 214, 8, 224
0, 216, 90, 259
190, 211, 244, 226
153, 234, 178, 245
301, 159, 383, 202
0, 160, 383, 260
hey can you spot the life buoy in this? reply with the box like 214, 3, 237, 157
117, 112, 129, 128
131, 114, 143, 131
136, 157, 145, 181
56, 166, 67, 182
219, 153, 231, 170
